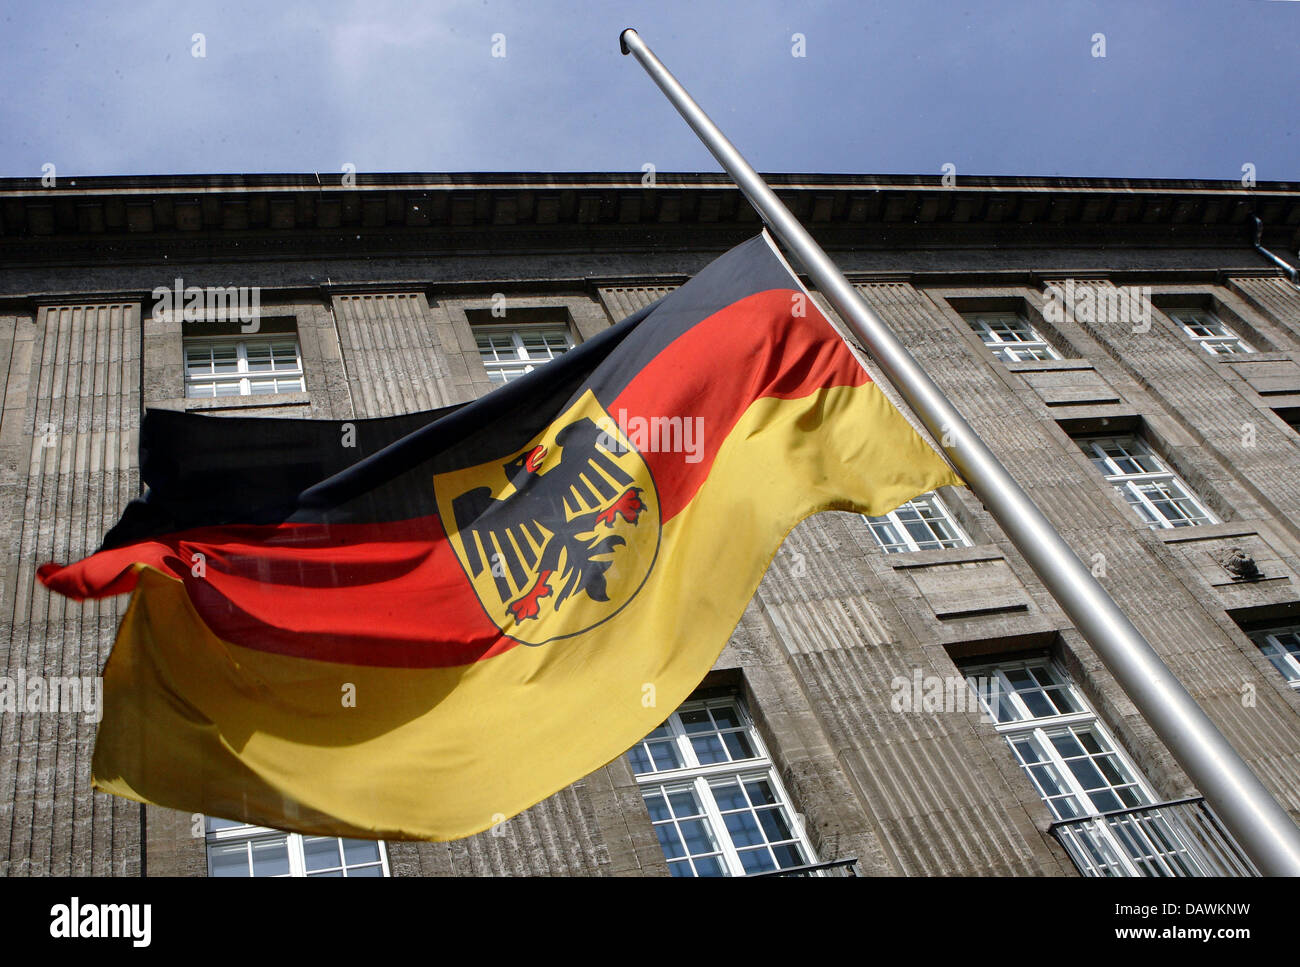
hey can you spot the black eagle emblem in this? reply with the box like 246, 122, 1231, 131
451, 417, 648, 622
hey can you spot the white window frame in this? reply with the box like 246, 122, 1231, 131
627, 694, 819, 877
474, 323, 574, 386
963, 656, 1204, 876
863, 490, 972, 553
205, 818, 389, 877
964, 311, 1062, 362
184, 334, 306, 398
1078, 435, 1217, 530
1166, 308, 1254, 356
1247, 625, 1300, 691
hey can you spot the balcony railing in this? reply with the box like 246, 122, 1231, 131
1049, 797, 1258, 877
753, 857, 859, 877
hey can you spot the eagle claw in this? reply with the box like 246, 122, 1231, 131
508, 571, 553, 621
596, 488, 646, 527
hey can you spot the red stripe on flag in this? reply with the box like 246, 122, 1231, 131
41, 516, 511, 668
610, 288, 867, 521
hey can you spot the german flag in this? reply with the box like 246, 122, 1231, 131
38, 233, 962, 841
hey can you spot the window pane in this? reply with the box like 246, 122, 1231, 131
756, 808, 793, 842
679, 709, 713, 733
303, 836, 341, 871
868, 519, 906, 551
205, 816, 249, 831
342, 840, 381, 866
690, 734, 727, 764
678, 819, 716, 855
668, 789, 703, 819
743, 778, 779, 807
738, 848, 777, 874
711, 780, 748, 812
1117, 785, 1144, 808
1019, 688, 1057, 718
626, 745, 652, 775
1043, 686, 1082, 715
211, 347, 238, 373
692, 855, 726, 877
185, 350, 212, 375
1065, 757, 1108, 793
647, 740, 682, 771
721, 731, 754, 761
1050, 732, 1086, 758
772, 843, 805, 869
250, 838, 291, 876
1089, 789, 1122, 813
990, 689, 1020, 723
270, 342, 299, 369
723, 811, 764, 847
643, 791, 671, 823
245, 343, 273, 371
208, 842, 250, 877
654, 824, 686, 859
475, 332, 515, 360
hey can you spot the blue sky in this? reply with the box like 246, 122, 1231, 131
0, 0, 1295, 180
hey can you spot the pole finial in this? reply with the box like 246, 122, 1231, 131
619, 28, 637, 55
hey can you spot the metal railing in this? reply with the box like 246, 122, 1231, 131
753, 857, 859, 877
1049, 797, 1259, 877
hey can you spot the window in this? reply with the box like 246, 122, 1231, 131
964, 311, 1061, 362
1166, 308, 1254, 356
1077, 435, 1216, 529
205, 817, 388, 877
475, 325, 574, 386
1274, 408, 1300, 437
626, 694, 817, 876
864, 491, 972, 553
963, 656, 1203, 876
185, 336, 305, 398
1246, 625, 1300, 691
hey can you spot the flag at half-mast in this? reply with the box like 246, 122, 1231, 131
39, 232, 963, 841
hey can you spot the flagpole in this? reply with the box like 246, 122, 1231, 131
619, 27, 1300, 876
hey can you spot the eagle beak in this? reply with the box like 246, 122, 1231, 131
525, 445, 548, 473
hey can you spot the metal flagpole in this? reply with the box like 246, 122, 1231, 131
619, 26, 1300, 876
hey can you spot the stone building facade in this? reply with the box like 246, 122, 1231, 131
1, 172, 1298, 877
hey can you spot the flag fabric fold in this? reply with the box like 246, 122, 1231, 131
39, 233, 962, 841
